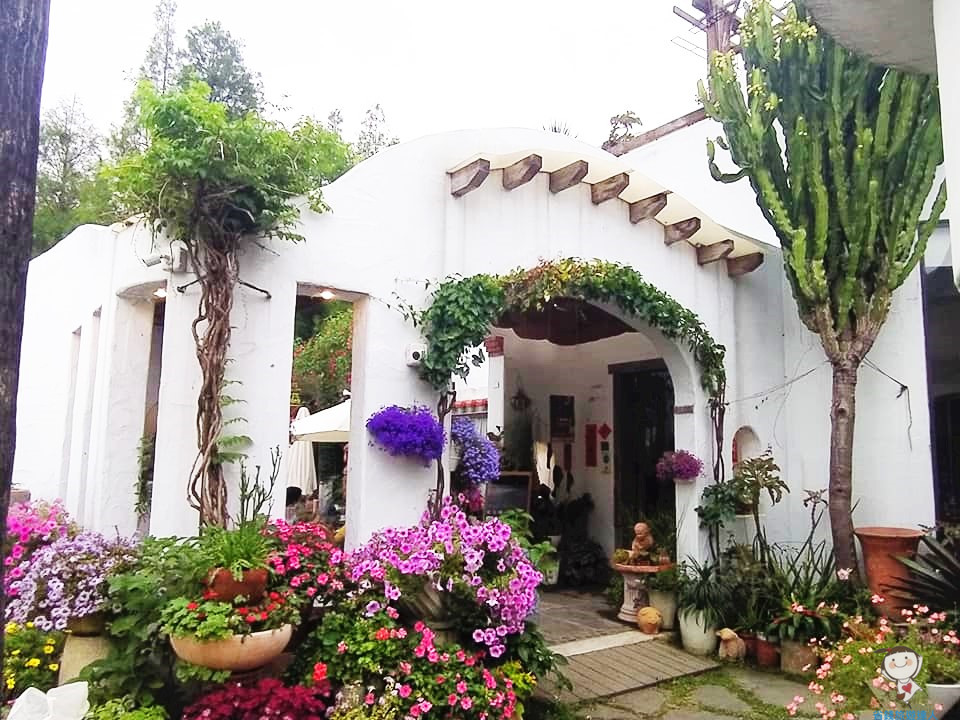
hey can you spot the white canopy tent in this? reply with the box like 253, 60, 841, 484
286, 407, 318, 495
290, 399, 351, 443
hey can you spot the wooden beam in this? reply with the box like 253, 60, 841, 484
604, 108, 708, 156
449, 158, 490, 197
664, 217, 701, 245
697, 240, 736, 265
591, 173, 629, 204
726, 252, 765, 277
549, 160, 588, 193
629, 193, 668, 223
502, 154, 542, 190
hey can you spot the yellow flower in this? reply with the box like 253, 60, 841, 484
43, 645, 54, 654
5, 678, 14, 690
47, 663, 59, 672
25, 658, 41, 668
25, 622, 34, 629
11, 649, 20, 656
5, 622, 18, 635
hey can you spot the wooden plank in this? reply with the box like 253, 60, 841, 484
605, 108, 708, 156
664, 217, 702, 245
502, 153, 542, 190
697, 239, 736, 265
449, 158, 490, 197
629, 193, 668, 223
549, 160, 589, 193
580, 648, 661, 686
621, 642, 712, 675
727, 251, 765, 276
591, 172, 630, 204
606, 643, 691, 676
563, 662, 624, 697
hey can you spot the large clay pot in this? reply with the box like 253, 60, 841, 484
854, 526, 923, 613
649, 590, 677, 630
740, 633, 758, 660
755, 635, 780, 668
679, 610, 717, 656
170, 624, 292, 672
206, 567, 269, 603
780, 639, 816, 675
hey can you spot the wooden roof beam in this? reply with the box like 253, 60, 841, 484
726, 252, 765, 276
591, 172, 630, 204
697, 240, 735, 265
664, 217, 701, 245
629, 193, 668, 224
549, 160, 588, 193
450, 158, 491, 197
502, 154, 542, 190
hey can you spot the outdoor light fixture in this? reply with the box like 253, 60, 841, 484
318, 289, 336, 300
153, 287, 167, 299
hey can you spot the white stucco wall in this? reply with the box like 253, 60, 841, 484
13, 125, 937, 562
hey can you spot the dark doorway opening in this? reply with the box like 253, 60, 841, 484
611, 360, 675, 548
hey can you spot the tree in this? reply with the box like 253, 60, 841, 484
701, 1, 945, 571
326, 109, 344, 137
355, 104, 398, 159
0, 0, 52, 658
33, 99, 112, 254
110, 81, 351, 526
178, 21, 262, 117
292, 305, 353, 411
141, 0, 178, 92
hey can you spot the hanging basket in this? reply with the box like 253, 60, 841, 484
397, 581, 457, 644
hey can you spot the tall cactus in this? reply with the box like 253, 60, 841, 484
700, 1, 946, 573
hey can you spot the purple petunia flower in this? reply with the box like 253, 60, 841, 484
366, 405, 445, 464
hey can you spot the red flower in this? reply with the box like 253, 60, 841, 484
270, 591, 280, 600
260, 612, 268, 621
237, 607, 249, 615
375, 627, 390, 641
187, 602, 199, 611
436, 676, 446, 684
313, 662, 328, 682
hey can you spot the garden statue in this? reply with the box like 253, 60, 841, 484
636, 606, 662, 635
627, 522, 654, 565
716, 628, 746, 661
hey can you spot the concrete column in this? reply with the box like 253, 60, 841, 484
484, 336, 505, 434
934, 0, 960, 286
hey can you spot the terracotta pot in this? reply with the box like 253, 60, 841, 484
170, 624, 292, 671
755, 636, 780, 668
206, 567, 269, 603
740, 633, 757, 660
854, 526, 924, 613
780, 639, 816, 675
67, 612, 106, 636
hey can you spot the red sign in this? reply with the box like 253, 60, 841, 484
585, 424, 598, 467
598, 423, 612, 440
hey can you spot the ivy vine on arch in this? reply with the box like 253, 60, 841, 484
414, 258, 727, 398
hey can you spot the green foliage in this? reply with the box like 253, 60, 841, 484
676, 558, 731, 630
701, 1, 946, 338
498, 510, 557, 576
412, 259, 725, 397
135, 433, 155, 517
894, 535, 960, 614
648, 565, 679, 593
355, 104, 399, 160
161, 598, 234, 641
3, 622, 65, 701
110, 80, 351, 245
81, 537, 206, 707
178, 21, 262, 117
293, 306, 353, 410
503, 624, 570, 692
85, 697, 169, 720
198, 521, 274, 579
731, 451, 786, 510
695, 481, 740, 558
604, 573, 624, 609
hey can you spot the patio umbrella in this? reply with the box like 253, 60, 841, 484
286, 407, 318, 494
290, 399, 351, 443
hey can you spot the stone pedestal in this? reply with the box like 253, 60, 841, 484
59, 635, 112, 684
613, 563, 673, 624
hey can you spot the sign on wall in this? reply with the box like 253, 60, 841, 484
550, 395, 575, 438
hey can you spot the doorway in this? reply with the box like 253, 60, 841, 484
610, 360, 675, 548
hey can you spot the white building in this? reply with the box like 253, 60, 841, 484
12, 126, 943, 563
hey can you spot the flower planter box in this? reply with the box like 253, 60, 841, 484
170, 624, 293, 672
780, 639, 816, 675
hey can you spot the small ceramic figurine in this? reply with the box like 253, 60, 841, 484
636, 606, 662, 634
716, 628, 747, 661
628, 522, 654, 565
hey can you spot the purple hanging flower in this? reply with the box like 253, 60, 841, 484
366, 405, 445, 465
451, 417, 500, 485
656, 449, 703, 483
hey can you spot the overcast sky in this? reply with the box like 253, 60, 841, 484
42, 0, 711, 146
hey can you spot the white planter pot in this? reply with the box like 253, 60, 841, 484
541, 562, 559, 586
649, 590, 677, 631
679, 610, 717, 656
921, 683, 960, 715
170, 624, 292, 672
548, 535, 561, 549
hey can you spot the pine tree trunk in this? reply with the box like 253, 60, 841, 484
828, 361, 860, 575
0, 0, 52, 657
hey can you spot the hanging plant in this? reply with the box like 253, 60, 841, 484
450, 417, 500, 485
366, 405, 445, 465
655, 449, 703, 483
110, 81, 351, 527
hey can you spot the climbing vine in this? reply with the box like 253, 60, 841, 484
414, 258, 726, 397
111, 81, 351, 527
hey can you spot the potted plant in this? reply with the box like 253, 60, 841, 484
787, 606, 960, 717
200, 521, 274, 603
854, 525, 925, 615
498, 510, 559, 587
768, 599, 839, 675
655, 449, 703, 484
676, 559, 729, 656
162, 589, 300, 672
366, 405, 445, 465
730, 451, 788, 543
648, 566, 678, 631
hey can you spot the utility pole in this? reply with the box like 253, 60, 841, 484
673, 0, 742, 61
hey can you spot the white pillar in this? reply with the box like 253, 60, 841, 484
934, 0, 960, 285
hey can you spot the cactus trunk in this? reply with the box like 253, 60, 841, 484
829, 362, 860, 576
